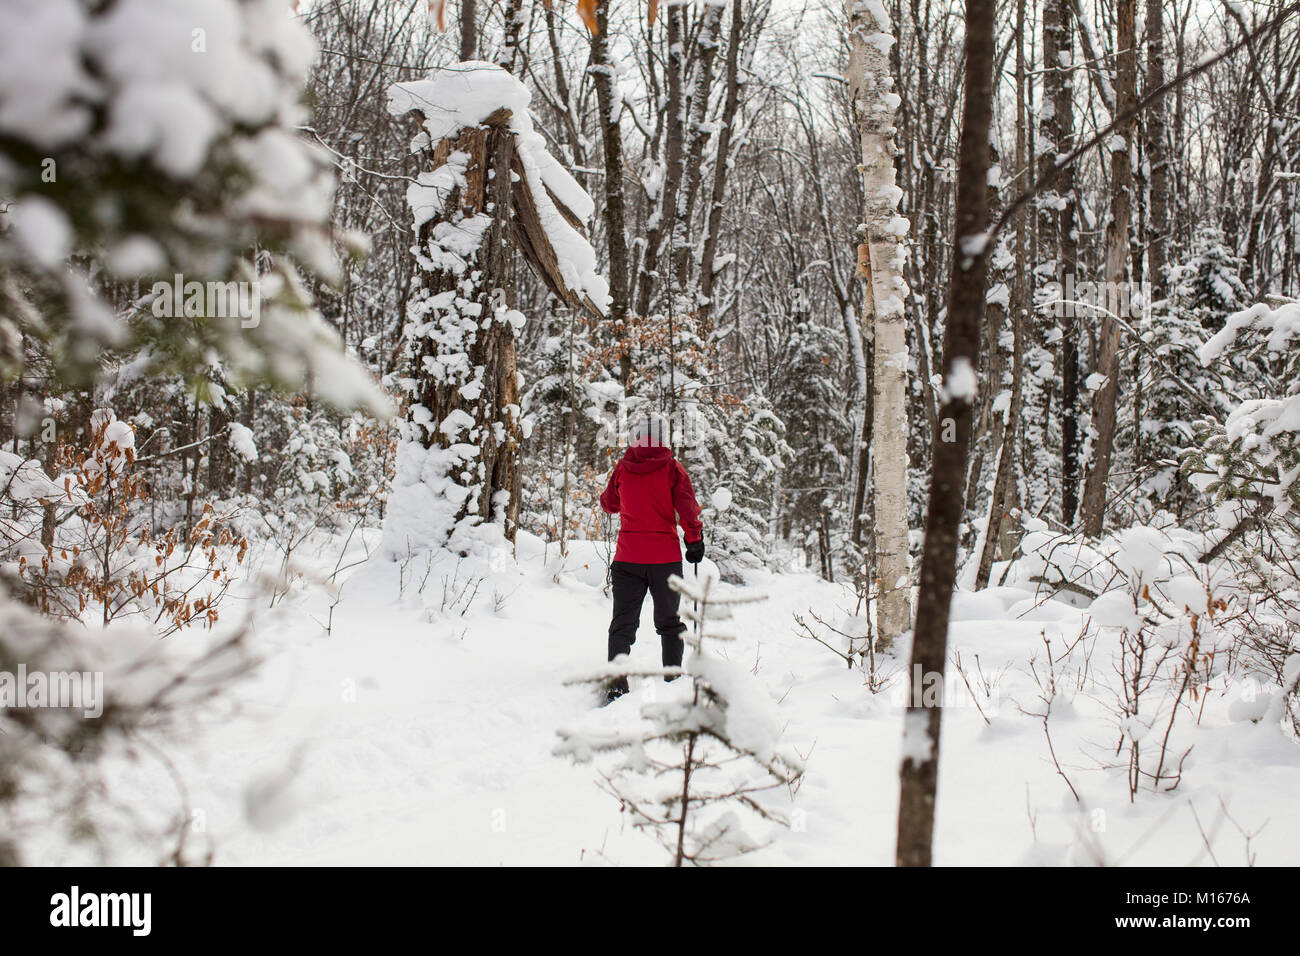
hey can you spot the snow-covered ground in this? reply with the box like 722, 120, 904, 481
68, 530, 1300, 867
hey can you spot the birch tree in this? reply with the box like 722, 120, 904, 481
848, 0, 910, 646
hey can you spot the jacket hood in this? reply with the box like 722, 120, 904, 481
622, 444, 674, 474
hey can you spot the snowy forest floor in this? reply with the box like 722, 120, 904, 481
53, 529, 1300, 867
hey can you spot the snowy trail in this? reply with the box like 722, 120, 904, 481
194, 552, 628, 865
83, 533, 1300, 867
111, 539, 895, 866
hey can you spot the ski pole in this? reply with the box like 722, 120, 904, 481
693, 561, 699, 637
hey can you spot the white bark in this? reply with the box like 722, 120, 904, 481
848, 0, 911, 646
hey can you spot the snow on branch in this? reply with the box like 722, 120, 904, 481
1193, 300, 1300, 513
1199, 300, 1300, 367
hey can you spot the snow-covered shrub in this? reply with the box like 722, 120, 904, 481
1186, 300, 1300, 517
1126, 238, 1249, 518
1167, 227, 1251, 336
0, 0, 386, 413
0, 594, 258, 864
1005, 523, 1239, 793
767, 317, 852, 578
518, 458, 611, 551
555, 575, 804, 866
1178, 296, 1300, 739
1005, 518, 1234, 603
1096, 560, 1228, 798
253, 399, 392, 521
793, 600, 892, 692
0, 0, 385, 864
0, 419, 259, 863
1004, 517, 1300, 789
4, 409, 248, 633
684, 392, 791, 578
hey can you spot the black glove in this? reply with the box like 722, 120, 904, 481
685, 538, 705, 565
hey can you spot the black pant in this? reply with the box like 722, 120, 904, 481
607, 561, 686, 667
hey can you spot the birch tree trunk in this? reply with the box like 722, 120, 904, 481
895, 0, 995, 867
848, 0, 911, 648
1080, 0, 1136, 537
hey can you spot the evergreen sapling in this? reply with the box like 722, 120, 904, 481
555, 573, 804, 865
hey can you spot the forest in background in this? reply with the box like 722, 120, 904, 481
0, 0, 1298, 866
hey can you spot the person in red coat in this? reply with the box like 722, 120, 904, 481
599, 413, 704, 703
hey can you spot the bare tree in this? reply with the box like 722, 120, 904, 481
895, 0, 996, 867
591, 0, 634, 383
698, 0, 752, 315
1041, 0, 1081, 524
633, 2, 688, 319
1145, 0, 1169, 304
1080, 0, 1137, 537
975, 0, 1027, 590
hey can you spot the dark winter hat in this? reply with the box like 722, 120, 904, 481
631, 412, 671, 448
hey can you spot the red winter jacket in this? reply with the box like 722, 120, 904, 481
600, 446, 703, 564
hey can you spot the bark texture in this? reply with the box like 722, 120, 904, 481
698, 0, 746, 314
848, 0, 911, 647
1080, 0, 1137, 537
591, 0, 633, 384
406, 114, 523, 536
634, 2, 688, 318
400, 106, 602, 543
1041, 0, 1081, 524
895, 0, 995, 868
